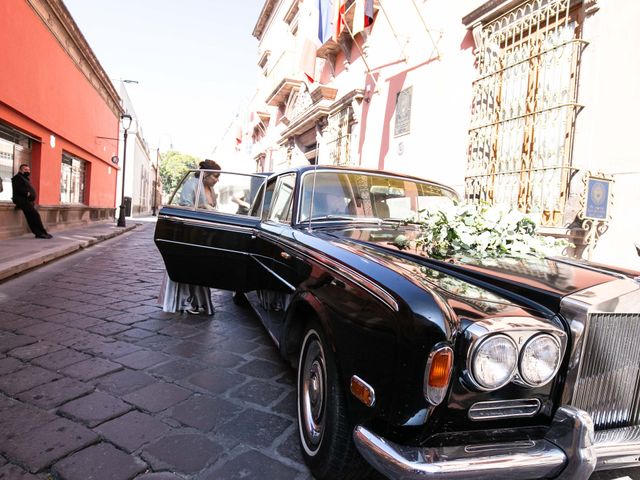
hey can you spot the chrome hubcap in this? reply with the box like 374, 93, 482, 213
300, 335, 326, 453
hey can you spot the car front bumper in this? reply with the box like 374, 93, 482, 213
354, 405, 640, 479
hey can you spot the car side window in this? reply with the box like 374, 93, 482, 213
266, 174, 295, 224
168, 171, 200, 209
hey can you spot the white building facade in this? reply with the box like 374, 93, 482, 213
227, 0, 639, 270
117, 82, 157, 217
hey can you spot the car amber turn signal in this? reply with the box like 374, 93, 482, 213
351, 375, 376, 407
424, 344, 453, 406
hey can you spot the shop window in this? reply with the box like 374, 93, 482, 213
0, 124, 33, 202
466, 0, 586, 226
60, 153, 86, 204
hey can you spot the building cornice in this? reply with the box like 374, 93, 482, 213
26, 0, 123, 118
253, 0, 281, 40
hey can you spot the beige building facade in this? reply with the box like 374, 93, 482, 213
219, 0, 639, 270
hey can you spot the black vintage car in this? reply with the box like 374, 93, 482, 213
155, 165, 640, 480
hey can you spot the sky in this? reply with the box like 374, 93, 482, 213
64, 0, 265, 159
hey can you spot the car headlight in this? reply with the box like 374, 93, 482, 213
519, 334, 562, 387
471, 334, 518, 390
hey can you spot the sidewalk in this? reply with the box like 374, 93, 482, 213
0, 218, 154, 282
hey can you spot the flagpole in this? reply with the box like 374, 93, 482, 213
375, 0, 408, 62
409, 0, 441, 60
341, 2, 379, 95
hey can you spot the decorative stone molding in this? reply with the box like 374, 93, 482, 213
253, 0, 280, 39
26, 0, 122, 118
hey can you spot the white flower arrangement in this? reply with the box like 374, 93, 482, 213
399, 203, 571, 259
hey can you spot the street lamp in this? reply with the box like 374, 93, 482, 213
117, 113, 133, 227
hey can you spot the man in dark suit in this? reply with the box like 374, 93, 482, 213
12, 164, 52, 239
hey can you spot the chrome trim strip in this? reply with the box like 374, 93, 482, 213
560, 278, 640, 407
155, 238, 251, 256
251, 256, 296, 292
160, 216, 256, 234
468, 399, 541, 421
257, 231, 400, 312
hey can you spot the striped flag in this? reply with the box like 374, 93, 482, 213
352, 0, 374, 35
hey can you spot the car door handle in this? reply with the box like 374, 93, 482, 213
280, 251, 291, 260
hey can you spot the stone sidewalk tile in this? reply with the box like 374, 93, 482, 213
122, 382, 192, 413
0, 463, 41, 479
141, 434, 223, 475
0, 332, 36, 354
31, 348, 92, 370
134, 473, 183, 480
7, 341, 65, 361
0, 357, 23, 375
185, 368, 245, 395
95, 369, 155, 396
84, 340, 142, 359
0, 365, 60, 396
94, 410, 170, 453
0, 402, 57, 443
168, 395, 242, 432
15, 321, 61, 338
52, 442, 147, 480
216, 408, 293, 449
236, 359, 285, 379
58, 391, 132, 427
200, 449, 300, 480
60, 357, 123, 381
0, 316, 40, 333
17, 377, 94, 409
114, 350, 170, 370
88, 322, 132, 336
116, 328, 157, 341
148, 359, 207, 381
3, 417, 99, 472
232, 379, 287, 408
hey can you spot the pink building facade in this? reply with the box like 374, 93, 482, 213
224, 0, 639, 269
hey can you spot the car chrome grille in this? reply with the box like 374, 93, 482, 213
571, 312, 640, 430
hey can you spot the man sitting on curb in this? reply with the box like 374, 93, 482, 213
12, 164, 52, 239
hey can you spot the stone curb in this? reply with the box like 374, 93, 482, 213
0, 224, 138, 282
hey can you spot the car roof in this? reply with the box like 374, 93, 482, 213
270, 165, 457, 195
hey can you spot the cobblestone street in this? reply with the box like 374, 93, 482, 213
0, 223, 311, 479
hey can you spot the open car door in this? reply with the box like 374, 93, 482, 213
154, 171, 271, 292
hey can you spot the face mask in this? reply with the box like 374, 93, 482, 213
23, 172, 30, 178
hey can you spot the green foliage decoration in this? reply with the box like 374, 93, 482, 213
159, 150, 201, 195
398, 203, 571, 259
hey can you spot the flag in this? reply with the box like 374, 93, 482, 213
318, 0, 333, 44
332, 0, 345, 41
297, 0, 320, 82
352, 0, 374, 35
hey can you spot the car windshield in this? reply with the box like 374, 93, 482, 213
298, 170, 458, 224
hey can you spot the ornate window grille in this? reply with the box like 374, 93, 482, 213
466, 0, 587, 226
326, 107, 352, 166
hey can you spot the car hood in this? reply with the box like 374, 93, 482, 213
314, 224, 618, 313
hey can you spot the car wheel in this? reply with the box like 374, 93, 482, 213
297, 323, 369, 480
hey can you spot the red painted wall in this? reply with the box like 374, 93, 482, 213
0, 0, 119, 207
